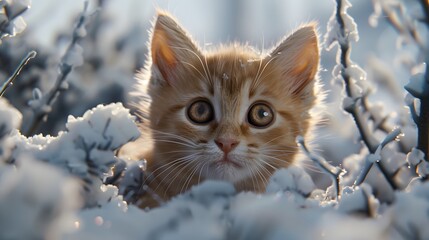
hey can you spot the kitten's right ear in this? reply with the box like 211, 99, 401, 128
150, 12, 202, 85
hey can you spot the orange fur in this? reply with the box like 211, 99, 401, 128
132, 12, 321, 208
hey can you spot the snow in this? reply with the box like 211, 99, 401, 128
337, 184, 379, 216
0, 158, 81, 240
0, 0, 429, 239
0, 99, 22, 162
324, 0, 359, 50
266, 166, 315, 198
11, 103, 140, 206
0, 0, 31, 40
63, 44, 84, 67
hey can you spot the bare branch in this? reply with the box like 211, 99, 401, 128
0, 50, 37, 97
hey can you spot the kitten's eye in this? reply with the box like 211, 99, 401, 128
187, 99, 214, 124
247, 102, 274, 128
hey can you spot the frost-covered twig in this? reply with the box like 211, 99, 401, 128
354, 128, 402, 188
25, 1, 90, 136
297, 136, 344, 199
326, 0, 404, 190
327, 0, 379, 152
372, 0, 429, 161
0, 50, 36, 97
0, 0, 30, 41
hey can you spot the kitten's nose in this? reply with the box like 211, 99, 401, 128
215, 138, 239, 153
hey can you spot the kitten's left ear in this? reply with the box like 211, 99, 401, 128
268, 24, 319, 96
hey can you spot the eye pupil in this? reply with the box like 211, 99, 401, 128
259, 108, 269, 118
187, 99, 214, 124
248, 103, 274, 128
197, 104, 206, 115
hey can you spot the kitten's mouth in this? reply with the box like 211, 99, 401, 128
214, 155, 242, 168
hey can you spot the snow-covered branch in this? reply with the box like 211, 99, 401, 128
354, 128, 402, 187
297, 136, 344, 199
372, 0, 429, 161
25, 1, 91, 136
0, 0, 30, 42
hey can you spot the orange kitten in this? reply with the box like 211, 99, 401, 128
133, 11, 320, 207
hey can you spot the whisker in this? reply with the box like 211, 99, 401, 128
259, 154, 287, 170
152, 158, 192, 195
152, 129, 198, 146
170, 46, 212, 84
197, 160, 210, 185
259, 133, 293, 148
157, 149, 198, 156
245, 161, 257, 192
252, 56, 278, 90
164, 159, 197, 196
152, 139, 196, 148
253, 161, 269, 188
149, 153, 199, 184
181, 160, 202, 194
181, 61, 206, 81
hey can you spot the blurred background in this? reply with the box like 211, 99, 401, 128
1, 0, 416, 187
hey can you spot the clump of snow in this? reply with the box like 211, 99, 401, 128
266, 166, 316, 198
11, 103, 140, 206
118, 159, 147, 204
0, 98, 22, 136
0, 98, 22, 162
406, 147, 425, 167
0, 158, 81, 240
388, 186, 429, 239
338, 184, 379, 217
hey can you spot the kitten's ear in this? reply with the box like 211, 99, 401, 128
268, 24, 319, 96
150, 12, 202, 85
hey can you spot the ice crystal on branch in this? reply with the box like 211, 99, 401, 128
0, 0, 31, 41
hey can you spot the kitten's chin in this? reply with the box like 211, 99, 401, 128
205, 161, 252, 183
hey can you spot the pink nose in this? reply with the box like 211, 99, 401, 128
215, 138, 239, 153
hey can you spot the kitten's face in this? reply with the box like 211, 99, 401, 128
138, 12, 319, 192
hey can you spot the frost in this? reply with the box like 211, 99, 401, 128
324, 0, 359, 50
63, 44, 84, 67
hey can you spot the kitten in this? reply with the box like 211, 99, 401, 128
132, 11, 320, 207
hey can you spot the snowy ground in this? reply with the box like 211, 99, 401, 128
0, 0, 428, 239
